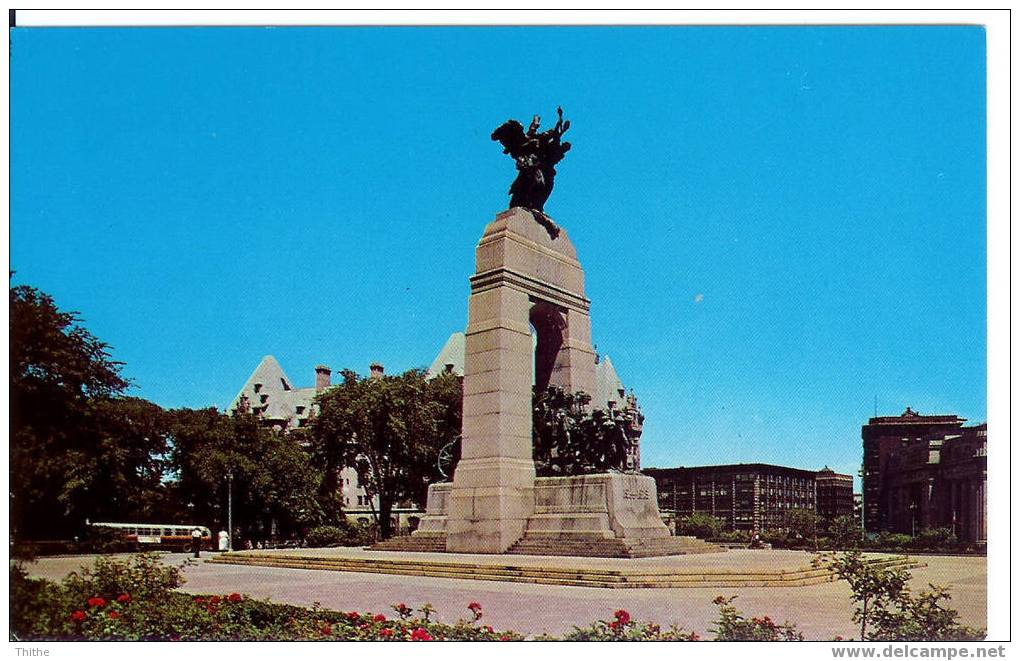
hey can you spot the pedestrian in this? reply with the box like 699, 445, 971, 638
218, 529, 230, 552
191, 527, 202, 558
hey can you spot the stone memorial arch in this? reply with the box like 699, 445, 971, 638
383, 109, 718, 557
445, 207, 596, 552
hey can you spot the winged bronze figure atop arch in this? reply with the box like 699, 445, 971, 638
490, 106, 571, 214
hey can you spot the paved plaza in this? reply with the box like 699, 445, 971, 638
23, 550, 986, 640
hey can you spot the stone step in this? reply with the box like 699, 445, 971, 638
209, 552, 924, 589
369, 534, 448, 553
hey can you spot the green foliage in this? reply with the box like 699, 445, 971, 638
784, 508, 821, 542
712, 529, 752, 543
531, 386, 638, 476
12, 552, 984, 642
562, 609, 699, 641
710, 596, 805, 641
910, 527, 958, 550
167, 407, 323, 542
10, 283, 139, 539
677, 512, 724, 539
828, 515, 863, 549
830, 551, 984, 641
11, 555, 524, 641
311, 368, 462, 539
306, 522, 373, 548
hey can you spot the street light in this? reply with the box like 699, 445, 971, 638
227, 470, 234, 552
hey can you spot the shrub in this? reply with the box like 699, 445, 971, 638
676, 513, 723, 540
830, 550, 984, 641
562, 609, 699, 641
711, 529, 751, 544
306, 521, 374, 548
910, 528, 958, 551
710, 596, 804, 641
827, 515, 863, 550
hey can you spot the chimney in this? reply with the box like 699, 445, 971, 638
369, 362, 384, 381
315, 365, 331, 391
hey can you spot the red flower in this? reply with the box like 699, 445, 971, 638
116, 593, 131, 604
207, 605, 218, 614
208, 595, 222, 605
193, 596, 205, 604
108, 610, 120, 619
87, 596, 106, 608
609, 620, 621, 630
320, 624, 332, 636
227, 593, 242, 603
468, 601, 482, 612
500, 634, 510, 642
410, 627, 432, 641
613, 609, 631, 625
373, 613, 387, 623
483, 625, 494, 633
379, 627, 394, 637
70, 610, 86, 622
690, 632, 701, 641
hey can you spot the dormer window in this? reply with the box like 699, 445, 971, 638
280, 378, 291, 391
260, 394, 269, 404
296, 405, 305, 415
254, 383, 263, 393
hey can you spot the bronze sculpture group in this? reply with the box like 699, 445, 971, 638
491, 107, 571, 215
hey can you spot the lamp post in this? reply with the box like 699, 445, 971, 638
909, 502, 917, 538
227, 470, 234, 551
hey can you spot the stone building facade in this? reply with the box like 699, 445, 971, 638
863, 408, 986, 542
642, 463, 852, 533
816, 466, 855, 521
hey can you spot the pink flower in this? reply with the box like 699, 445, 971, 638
410, 627, 433, 641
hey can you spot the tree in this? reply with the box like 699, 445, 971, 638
676, 512, 724, 539
311, 368, 461, 540
166, 407, 322, 542
831, 551, 984, 641
10, 284, 132, 538
784, 508, 821, 549
827, 514, 863, 550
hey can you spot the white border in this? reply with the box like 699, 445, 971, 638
3, 7, 1012, 660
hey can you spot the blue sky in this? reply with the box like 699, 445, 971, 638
11, 26, 986, 486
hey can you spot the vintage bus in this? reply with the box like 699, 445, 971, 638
89, 522, 213, 552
